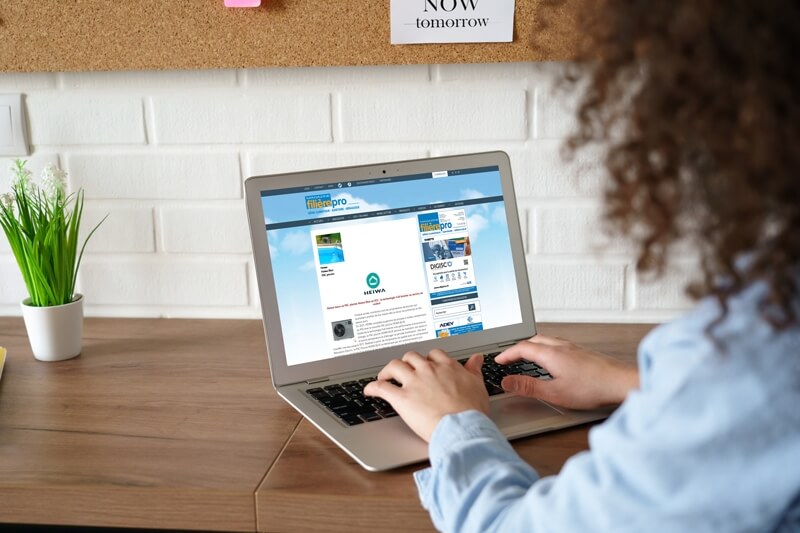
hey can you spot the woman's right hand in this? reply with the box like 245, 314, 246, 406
495, 335, 639, 410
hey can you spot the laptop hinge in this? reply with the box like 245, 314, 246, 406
305, 377, 330, 385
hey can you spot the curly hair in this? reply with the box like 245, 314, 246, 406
561, 0, 800, 329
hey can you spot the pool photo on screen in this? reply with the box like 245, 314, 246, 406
316, 232, 345, 265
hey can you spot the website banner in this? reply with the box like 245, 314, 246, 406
434, 314, 484, 338
418, 208, 483, 338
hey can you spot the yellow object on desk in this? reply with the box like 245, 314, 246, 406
0, 347, 5, 381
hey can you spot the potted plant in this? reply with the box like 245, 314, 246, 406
0, 160, 105, 362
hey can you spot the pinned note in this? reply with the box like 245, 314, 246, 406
391, 0, 515, 44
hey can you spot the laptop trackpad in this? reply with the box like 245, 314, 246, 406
491, 395, 565, 433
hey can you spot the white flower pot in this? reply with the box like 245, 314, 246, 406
21, 294, 83, 362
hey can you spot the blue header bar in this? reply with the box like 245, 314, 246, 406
265, 196, 503, 230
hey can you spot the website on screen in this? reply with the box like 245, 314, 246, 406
261, 166, 522, 366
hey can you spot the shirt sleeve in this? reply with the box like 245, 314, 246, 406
412, 331, 800, 533
413, 410, 542, 532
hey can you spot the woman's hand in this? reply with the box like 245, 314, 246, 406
496, 335, 639, 410
363, 349, 489, 442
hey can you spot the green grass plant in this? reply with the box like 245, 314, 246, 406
0, 160, 105, 307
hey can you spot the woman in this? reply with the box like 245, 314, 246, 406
365, 1, 800, 531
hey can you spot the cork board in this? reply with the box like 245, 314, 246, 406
0, 0, 581, 72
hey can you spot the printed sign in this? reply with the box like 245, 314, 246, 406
391, 0, 515, 44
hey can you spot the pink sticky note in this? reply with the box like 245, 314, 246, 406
224, 0, 261, 7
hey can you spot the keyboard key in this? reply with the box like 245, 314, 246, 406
307, 388, 329, 399
358, 412, 382, 422
351, 404, 378, 415
486, 384, 505, 396
325, 398, 349, 409
341, 415, 364, 426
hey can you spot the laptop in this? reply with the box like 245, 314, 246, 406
244, 151, 609, 471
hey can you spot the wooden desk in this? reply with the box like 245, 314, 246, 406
0, 319, 653, 532
255, 323, 653, 533
0, 318, 302, 532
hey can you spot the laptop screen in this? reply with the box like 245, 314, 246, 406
260, 165, 523, 367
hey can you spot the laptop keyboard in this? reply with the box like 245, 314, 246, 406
305, 353, 552, 426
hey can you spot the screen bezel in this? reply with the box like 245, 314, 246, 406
244, 151, 537, 387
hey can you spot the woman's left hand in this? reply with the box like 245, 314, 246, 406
363, 350, 489, 442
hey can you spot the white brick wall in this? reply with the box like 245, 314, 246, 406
534, 204, 631, 255
26, 95, 146, 145
0, 73, 57, 91
81, 205, 155, 253
78, 259, 249, 307
528, 261, 626, 310
0, 64, 697, 321
0, 259, 27, 305
152, 91, 331, 144
246, 65, 430, 86
66, 153, 242, 199
160, 205, 250, 254
340, 89, 527, 142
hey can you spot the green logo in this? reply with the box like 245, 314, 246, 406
366, 273, 380, 289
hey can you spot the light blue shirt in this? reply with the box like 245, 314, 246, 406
414, 280, 800, 532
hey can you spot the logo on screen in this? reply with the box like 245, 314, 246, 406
366, 273, 381, 289
305, 194, 347, 211
364, 272, 385, 295
418, 212, 440, 232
